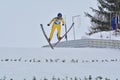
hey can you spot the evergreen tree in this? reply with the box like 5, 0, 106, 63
85, 0, 120, 35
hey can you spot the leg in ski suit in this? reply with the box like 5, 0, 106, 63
49, 24, 61, 41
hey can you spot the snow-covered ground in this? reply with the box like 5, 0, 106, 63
1, 0, 120, 80
0, 47, 120, 80
85, 31, 120, 40
44, 31, 120, 49
0, 31, 120, 80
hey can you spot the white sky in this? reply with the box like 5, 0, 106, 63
0, 0, 97, 47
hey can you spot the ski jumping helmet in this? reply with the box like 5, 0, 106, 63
57, 13, 62, 17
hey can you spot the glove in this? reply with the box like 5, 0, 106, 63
47, 24, 50, 26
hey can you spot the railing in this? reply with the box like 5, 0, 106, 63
55, 39, 120, 49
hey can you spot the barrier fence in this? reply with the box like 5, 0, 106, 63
87, 39, 120, 49
54, 39, 120, 49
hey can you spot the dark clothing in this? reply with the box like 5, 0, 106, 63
111, 17, 118, 30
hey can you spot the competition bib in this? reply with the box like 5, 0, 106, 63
54, 20, 61, 24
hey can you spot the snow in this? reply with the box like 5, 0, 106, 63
44, 31, 120, 49
1, 31, 120, 80
0, 0, 120, 80
0, 46, 120, 80
85, 31, 120, 40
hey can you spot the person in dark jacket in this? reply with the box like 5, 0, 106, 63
111, 15, 118, 31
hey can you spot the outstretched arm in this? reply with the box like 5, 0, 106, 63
48, 18, 55, 26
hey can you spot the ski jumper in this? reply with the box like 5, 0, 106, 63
48, 17, 64, 41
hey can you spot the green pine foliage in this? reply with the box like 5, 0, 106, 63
85, 0, 120, 35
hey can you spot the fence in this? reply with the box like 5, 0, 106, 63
87, 39, 120, 49
54, 39, 120, 49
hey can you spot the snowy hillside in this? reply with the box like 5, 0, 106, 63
86, 31, 120, 40
44, 31, 120, 49
1, 31, 120, 80
0, 47, 120, 80
2, 0, 120, 80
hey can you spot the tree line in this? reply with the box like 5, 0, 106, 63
85, 0, 120, 35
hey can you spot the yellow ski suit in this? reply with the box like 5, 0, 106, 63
48, 17, 64, 41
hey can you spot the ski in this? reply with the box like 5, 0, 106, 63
53, 23, 74, 47
40, 24, 54, 49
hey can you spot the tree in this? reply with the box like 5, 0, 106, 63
85, 0, 120, 35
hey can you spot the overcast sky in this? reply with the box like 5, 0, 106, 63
0, 0, 97, 47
